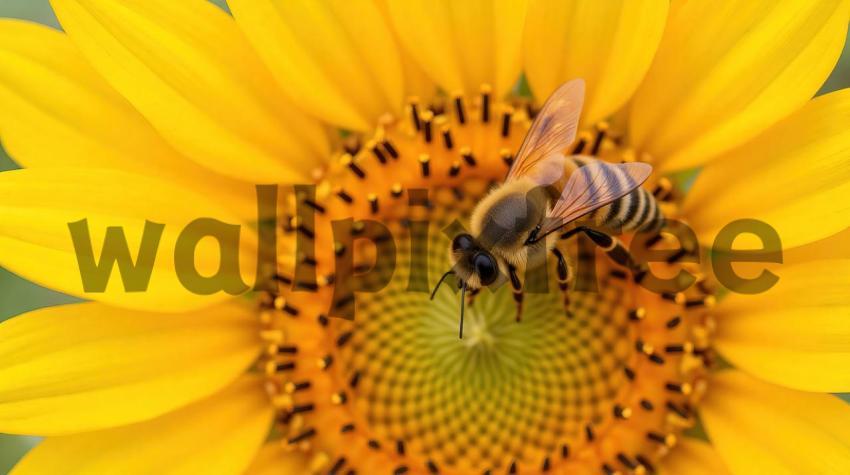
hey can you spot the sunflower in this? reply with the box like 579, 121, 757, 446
1, 0, 850, 473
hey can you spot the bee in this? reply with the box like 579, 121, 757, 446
431, 79, 661, 338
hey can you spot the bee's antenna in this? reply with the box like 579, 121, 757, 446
459, 281, 467, 339
430, 270, 456, 300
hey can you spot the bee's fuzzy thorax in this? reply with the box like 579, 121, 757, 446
470, 177, 540, 240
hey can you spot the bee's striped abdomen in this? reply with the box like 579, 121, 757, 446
567, 156, 663, 233
607, 187, 664, 232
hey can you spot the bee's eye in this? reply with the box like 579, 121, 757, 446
473, 252, 498, 285
452, 233, 475, 252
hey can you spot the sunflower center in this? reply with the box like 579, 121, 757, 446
258, 87, 715, 474
340, 190, 633, 468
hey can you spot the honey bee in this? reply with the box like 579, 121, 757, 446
431, 79, 661, 338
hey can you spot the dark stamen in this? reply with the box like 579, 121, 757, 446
342, 155, 365, 179
585, 424, 595, 441
665, 382, 691, 394
423, 113, 433, 143
666, 248, 690, 264
302, 198, 326, 214
454, 96, 466, 124
336, 331, 354, 347
501, 149, 514, 167
636, 455, 655, 473
613, 405, 631, 419
331, 392, 347, 405
590, 123, 608, 155
285, 380, 311, 393
291, 403, 315, 414
628, 308, 646, 321
296, 223, 315, 240
336, 188, 354, 204
288, 428, 316, 444
382, 139, 400, 159
461, 147, 477, 166
275, 362, 295, 372
370, 142, 387, 164
276, 345, 298, 354
481, 86, 491, 123
329, 457, 347, 475
501, 110, 511, 137
349, 371, 361, 389
572, 136, 587, 154
410, 102, 421, 131
442, 127, 454, 149
391, 183, 404, 198
368, 193, 379, 214
617, 453, 639, 471
419, 154, 431, 177
449, 161, 461, 177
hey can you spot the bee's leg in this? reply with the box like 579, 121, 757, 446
466, 287, 480, 307
565, 226, 640, 273
551, 247, 573, 318
508, 265, 524, 323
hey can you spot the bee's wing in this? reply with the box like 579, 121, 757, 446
536, 160, 653, 238
506, 79, 585, 182
525, 154, 568, 186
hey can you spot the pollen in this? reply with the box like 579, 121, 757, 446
256, 85, 715, 474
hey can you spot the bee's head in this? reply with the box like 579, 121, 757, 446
449, 233, 499, 288
431, 233, 500, 339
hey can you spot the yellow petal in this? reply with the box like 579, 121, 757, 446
49, 0, 329, 183
523, 0, 668, 124
0, 302, 259, 436
684, 88, 850, 250
727, 217, 850, 271
659, 438, 731, 475
245, 443, 310, 475
0, 19, 257, 217
228, 0, 404, 131
395, 41, 440, 105
0, 168, 257, 312
713, 259, 850, 392
701, 370, 850, 474
629, 0, 850, 171
373, 0, 439, 104
386, 0, 528, 98
12, 376, 271, 474
784, 227, 850, 264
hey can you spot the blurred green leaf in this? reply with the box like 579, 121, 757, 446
0, 435, 39, 474
0, 267, 80, 323
0, 0, 59, 28
819, 29, 850, 95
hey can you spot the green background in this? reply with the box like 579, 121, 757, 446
1, 0, 849, 472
